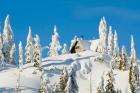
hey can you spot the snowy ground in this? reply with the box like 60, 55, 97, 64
0, 50, 139, 93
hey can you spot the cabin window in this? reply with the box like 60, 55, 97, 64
75, 46, 80, 49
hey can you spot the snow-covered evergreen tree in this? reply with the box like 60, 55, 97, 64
52, 84, 60, 93
2, 15, 15, 64
129, 60, 137, 93
15, 68, 21, 93
113, 54, 121, 69
97, 82, 104, 93
113, 31, 119, 58
18, 41, 23, 71
130, 35, 137, 66
25, 26, 33, 64
63, 66, 68, 81
105, 69, 116, 93
65, 77, 73, 93
98, 16, 107, 52
59, 66, 68, 92
9, 43, 16, 64
107, 26, 113, 55
97, 75, 105, 93
130, 35, 139, 85
131, 35, 135, 58
33, 34, 42, 70
0, 33, 5, 68
59, 77, 65, 93
65, 66, 78, 93
118, 46, 127, 70
48, 25, 62, 57
39, 73, 48, 93
61, 43, 69, 54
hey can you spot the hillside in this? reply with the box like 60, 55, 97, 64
0, 50, 139, 93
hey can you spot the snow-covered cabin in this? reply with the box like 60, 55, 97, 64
70, 40, 91, 53
70, 39, 101, 53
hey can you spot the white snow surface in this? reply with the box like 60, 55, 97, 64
90, 39, 100, 52
0, 50, 139, 93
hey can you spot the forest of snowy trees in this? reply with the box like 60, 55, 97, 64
0, 15, 139, 93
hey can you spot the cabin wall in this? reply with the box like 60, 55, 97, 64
75, 42, 84, 53
70, 40, 90, 53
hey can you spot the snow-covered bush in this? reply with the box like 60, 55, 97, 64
80, 59, 91, 74
49, 65, 57, 71
61, 43, 69, 55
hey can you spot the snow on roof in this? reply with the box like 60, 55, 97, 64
90, 39, 100, 51
78, 40, 91, 50
74, 39, 100, 51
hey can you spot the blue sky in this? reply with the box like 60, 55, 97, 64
0, 0, 140, 58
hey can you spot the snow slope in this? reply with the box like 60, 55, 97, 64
0, 50, 139, 93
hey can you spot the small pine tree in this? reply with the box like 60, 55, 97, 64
97, 84, 102, 93
15, 69, 21, 93
116, 89, 122, 93
129, 46, 138, 93
63, 66, 68, 83
33, 35, 42, 71
129, 63, 137, 93
39, 73, 48, 93
61, 43, 69, 55
59, 76, 66, 93
59, 67, 68, 92
97, 81, 104, 93
65, 77, 73, 93
97, 83, 103, 93
118, 56, 122, 70
18, 41, 23, 71
112, 54, 121, 69
105, 70, 116, 93
65, 66, 78, 93
52, 84, 60, 93
118, 46, 127, 71
97, 74, 105, 93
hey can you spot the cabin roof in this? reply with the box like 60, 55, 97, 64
78, 40, 91, 50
